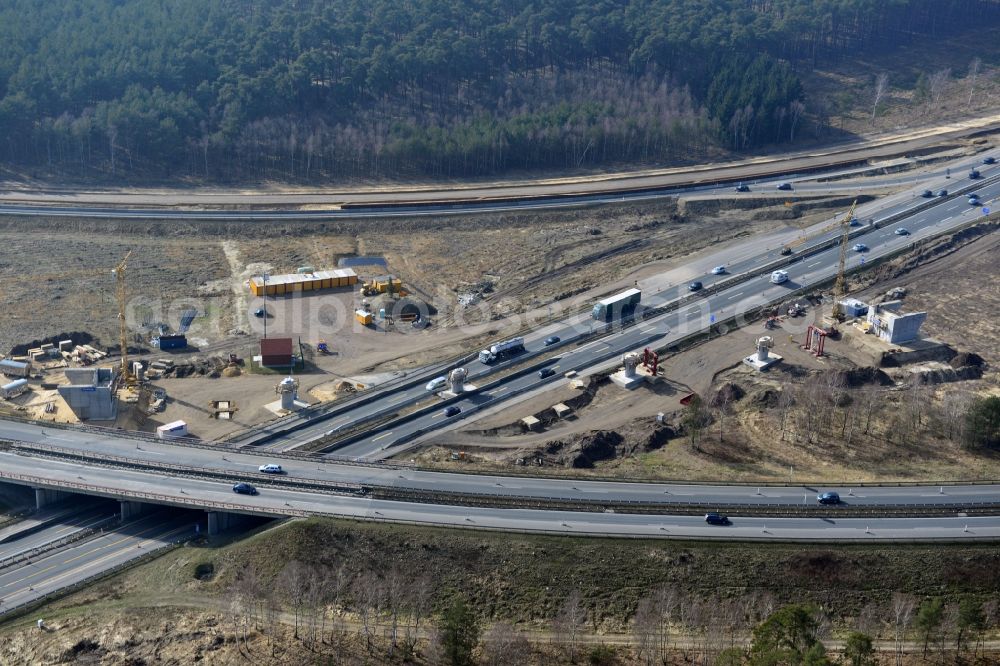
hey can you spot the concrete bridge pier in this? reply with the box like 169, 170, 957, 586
34, 487, 70, 509
120, 500, 152, 521
206, 511, 240, 535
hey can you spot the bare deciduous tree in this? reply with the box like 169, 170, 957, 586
553, 589, 586, 662
481, 622, 532, 666
928, 68, 952, 104
872, 73, 889, 126
789, 101, 805, 141
968, 57, 982, 107
891, 593, 916, 666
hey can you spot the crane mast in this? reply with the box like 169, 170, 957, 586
112, 251, 134, 383
831, 200, 857, 320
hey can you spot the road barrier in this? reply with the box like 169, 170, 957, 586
4, 440, 1000, 520
0, 514, 119, 572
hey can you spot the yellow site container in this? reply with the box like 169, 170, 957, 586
355, 310, 373, 326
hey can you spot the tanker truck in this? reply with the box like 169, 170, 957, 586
478, 337, 525, 364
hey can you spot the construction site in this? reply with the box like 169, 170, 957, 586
0, 138, 994, 483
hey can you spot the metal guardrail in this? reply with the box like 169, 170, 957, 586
5, 440, 365, 496
0, 538, 186, 620
0, 514, 119, 571
0, 470, 308, 518
7, 439, 1000, 520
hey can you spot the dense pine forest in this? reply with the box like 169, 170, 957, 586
1, 0, 998, 182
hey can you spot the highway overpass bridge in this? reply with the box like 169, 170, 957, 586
1, 423, 999, 541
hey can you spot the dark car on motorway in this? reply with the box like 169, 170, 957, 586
937, 189, 948, 197
894, 228, 909, 236
735, 183, 750, 192
969, 169, 981, 179
984, 156, 996, 164
688, 281, 703, 291
921, 189, 934, 198
233, 482, 258, 495
443, 405, 462, 417
538, 368, 556, 379
817, 491, 841, 505
544, 336, 561, 346
776, 182, 792, 191
705, 512, 730, 525
779, 247, 793, 256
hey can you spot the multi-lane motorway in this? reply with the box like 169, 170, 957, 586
0, 149, 997, 549
0, 511, 193, 613
279, 163, 1000, 459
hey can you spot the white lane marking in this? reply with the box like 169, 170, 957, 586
370, 431, 394, 442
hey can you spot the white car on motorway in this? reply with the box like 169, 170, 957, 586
711, 266, 726, 275
425, 376, 448, 392
258, 464, 283, 474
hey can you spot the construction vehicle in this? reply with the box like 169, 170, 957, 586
478, 337, 525, 364
831, 200, 858, 320
361, 275, 406, 297
787, 303, 806, 317
317, 340, 331, 354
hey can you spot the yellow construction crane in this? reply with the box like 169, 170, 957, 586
111, 251, 134, 383
831, 200, 858, 320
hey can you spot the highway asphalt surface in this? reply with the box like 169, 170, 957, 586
0, 451, 996, 543
0, 512, 193, 614
1, 423, 999, 509
0, 502, 117, 564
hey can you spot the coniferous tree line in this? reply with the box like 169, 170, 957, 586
0, 0, 997, 181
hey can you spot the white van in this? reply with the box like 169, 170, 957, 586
770, 270, 789, 284
426, 376, 448, 392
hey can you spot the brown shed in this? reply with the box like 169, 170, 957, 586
260, 337, 294, 367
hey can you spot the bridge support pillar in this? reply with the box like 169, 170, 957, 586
120, 500, 151, 521
206, 511, 237, 536
34, 487, 69, 509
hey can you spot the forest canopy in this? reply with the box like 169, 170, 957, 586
0, 0, 997, 181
